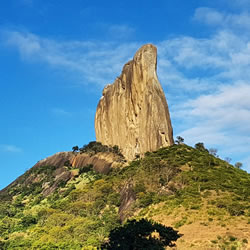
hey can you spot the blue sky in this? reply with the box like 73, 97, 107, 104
1, 0, 250, 189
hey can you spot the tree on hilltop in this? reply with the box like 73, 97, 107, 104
224, 157, 232, 164
72, 146, 79, 152
234, 162, 243, 169
209, 148, 218, 157
195, 142, 208, 152
175, 136, 184, 145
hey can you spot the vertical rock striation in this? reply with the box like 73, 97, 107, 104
95, 44, 173, 161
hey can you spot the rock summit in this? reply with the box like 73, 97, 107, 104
95, 44, 173, 160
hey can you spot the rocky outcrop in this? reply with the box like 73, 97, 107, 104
0, 151, 123, 198
119, 182, 136, 221
95, 44, 173, 161
34, 151, 122, 174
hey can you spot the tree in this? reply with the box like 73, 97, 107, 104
72, 146, 79, 152
194, 142, 207, 151
209, 148, 218, 157
175, 136, 184, 145
224, 157, 232, 164
234, 162, 243, 169
102, 219, 181, 249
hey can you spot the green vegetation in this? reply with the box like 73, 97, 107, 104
102, 218, 180, 249
235, 161, 243, 169
78, 141, 124, 158
175, 136, 184, 144
194, 142, 208, 152
0, 144, 249, 249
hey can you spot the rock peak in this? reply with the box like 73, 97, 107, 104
95, 44, 174, 160
134, 44, 157, 62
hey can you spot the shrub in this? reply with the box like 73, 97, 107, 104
134, 182, 146, 194
21, 214, 38, 228
194, 142, 208, 152
227, 203, 245, 216
107, 193, 121, 206
79, 164, 94, 174
79, 141, 125, 158
138, 192, 155, 208
229, 235, 237, 241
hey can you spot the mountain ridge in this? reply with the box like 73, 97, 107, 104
0, 143, 249, 249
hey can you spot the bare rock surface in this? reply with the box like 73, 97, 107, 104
119, 182, 136, 221
95, 44, 173, 161
34, 151, 122, 174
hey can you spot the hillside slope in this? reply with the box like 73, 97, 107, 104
0, 143, 249, 249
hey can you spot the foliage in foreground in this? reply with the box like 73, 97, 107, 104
102, 218, 180, 249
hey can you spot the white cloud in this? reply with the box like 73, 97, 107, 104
176, 82, 250, 172
193, 7, 250, 32
158, 30, 250, 76
4, 27, 250, 93
2, 30, 140, 86
185, 83, 250, 118
6, 31, 41, 57
0, 145, 22, 153
193, 7, 224, 26
183, 83, 250, 131
157, 7, 250, 171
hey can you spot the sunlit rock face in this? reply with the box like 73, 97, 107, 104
95, 44, 174, 161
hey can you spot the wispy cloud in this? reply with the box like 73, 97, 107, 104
2, 30, 140, 86
158, 30, 250, 82
193, 7, 224, 26
0, 144, 22, 153
166, 6, 250, 170
178, 82, 250, 142
193, 7, 250, 33
51, 108, 71, 116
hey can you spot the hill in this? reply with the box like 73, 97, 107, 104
0, 143, 249, 249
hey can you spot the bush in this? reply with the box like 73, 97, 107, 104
227, 204, 245, 216
134, 183, 146, 194
79, 141, 124, 158
138, 192, 155, 208
21, 214, 38, 228
107, 193, 121, 206
194, 142, 208, 152
79, 164, 94, 174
